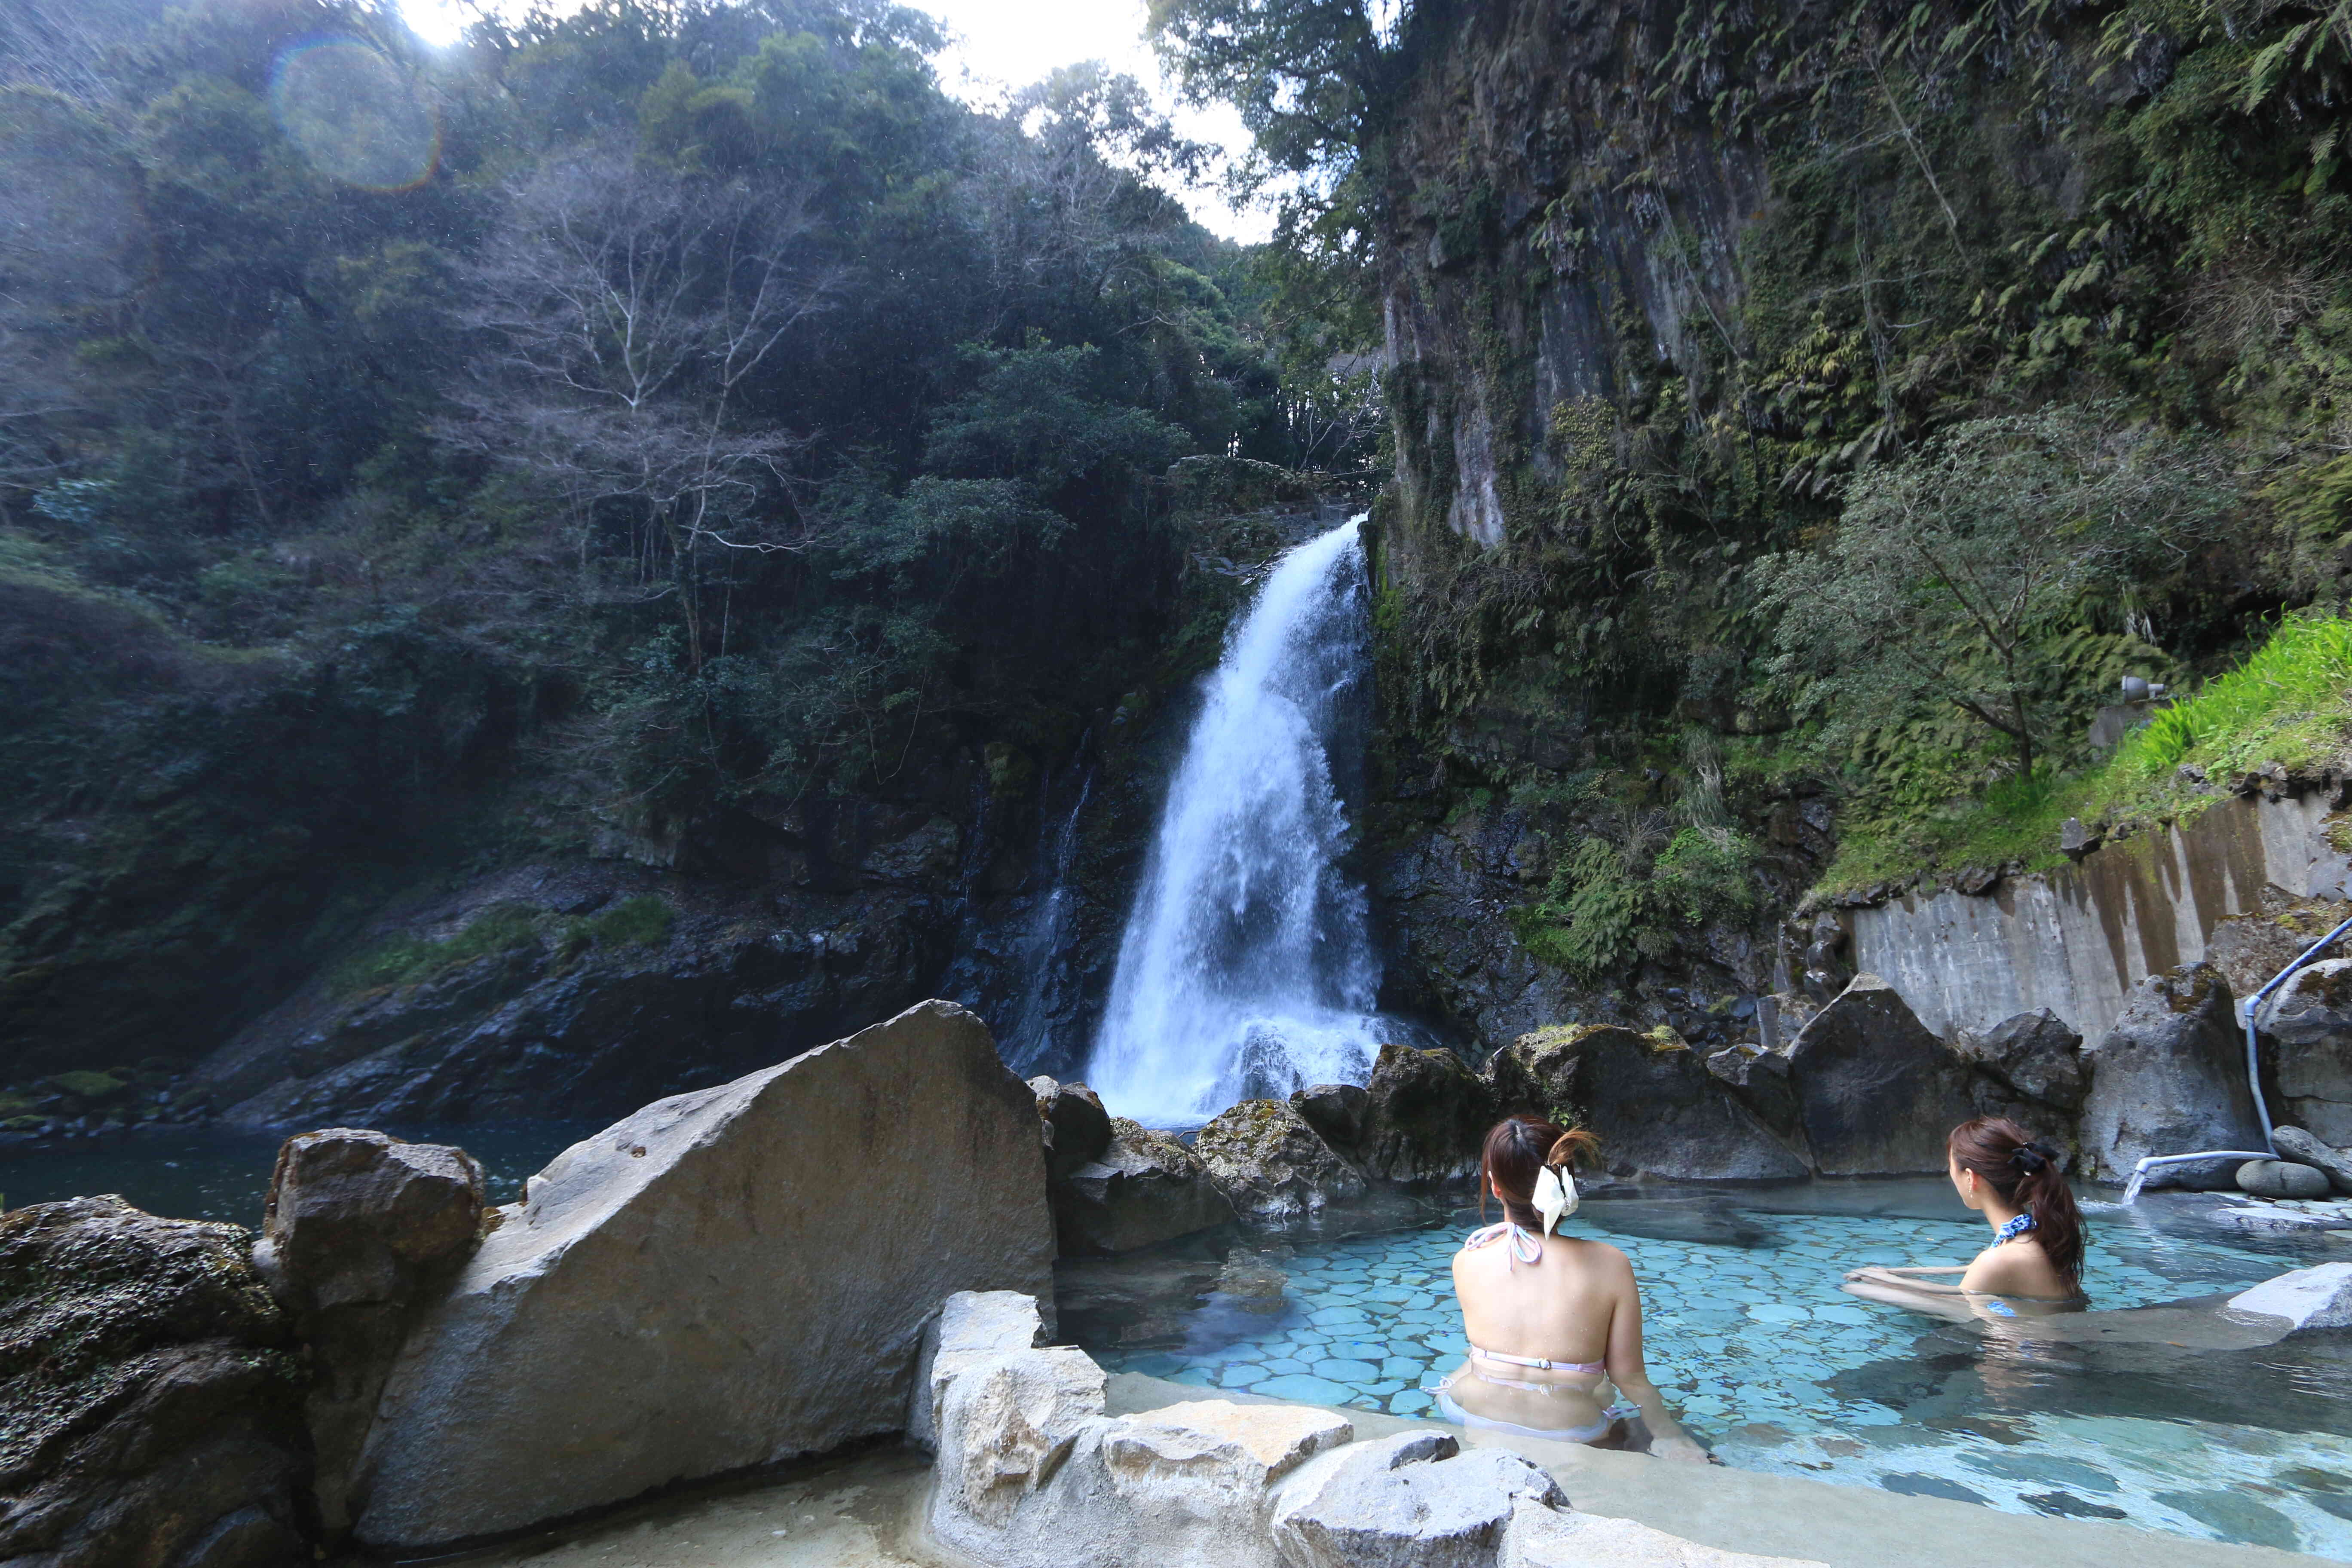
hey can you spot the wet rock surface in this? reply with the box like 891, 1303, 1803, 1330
351, 1001, 1054, 1551
0, 1196, 312, 1568
251, 1128, 484, 1537
2081, 964, 2265, 1186
1783, 977, 1975, 1176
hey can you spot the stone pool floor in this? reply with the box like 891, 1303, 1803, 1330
1072, 1187, 2352, 1558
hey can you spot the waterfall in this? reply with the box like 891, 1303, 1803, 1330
1087, 518, 1385, 1125
1001, 767, 1093, 1076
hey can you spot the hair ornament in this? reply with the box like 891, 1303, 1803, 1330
1533, 1162, 1578, 1235
2009, 1140, 2058, 1174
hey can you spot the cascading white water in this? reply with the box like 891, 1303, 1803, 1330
1087, 518, 1385, 1125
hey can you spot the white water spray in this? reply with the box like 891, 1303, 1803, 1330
1087, 518, 1386, 1125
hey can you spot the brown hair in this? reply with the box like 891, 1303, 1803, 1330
1480, 1115, 1601, 1230
1948, 1117, 2085, 1290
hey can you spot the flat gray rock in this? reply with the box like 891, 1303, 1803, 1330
1272, 1430, 1564, 1568
2230, 1262, 2352, 1332
350, 1000, 1054, 1551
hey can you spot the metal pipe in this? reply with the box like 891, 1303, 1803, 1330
2241, 913, 2352, 1149
2119, 912, 2352, 1204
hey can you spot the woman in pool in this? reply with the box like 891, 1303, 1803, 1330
1439, 1115, 1709, 1461
1844, 1116, 2087, 1312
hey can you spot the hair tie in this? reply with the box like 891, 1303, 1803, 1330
2009, 1141, 2055, 1174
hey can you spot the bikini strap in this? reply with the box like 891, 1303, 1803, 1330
1464, 1220, 1544, 1269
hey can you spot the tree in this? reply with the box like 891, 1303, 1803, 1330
1758, 408, 2232, 778
443, 141, 833, 666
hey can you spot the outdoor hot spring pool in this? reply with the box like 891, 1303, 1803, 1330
1058, 1180, 2352, 1558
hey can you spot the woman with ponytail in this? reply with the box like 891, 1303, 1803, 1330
1845, 1117, 2088, 1308
1439, 1115, 1710, 1461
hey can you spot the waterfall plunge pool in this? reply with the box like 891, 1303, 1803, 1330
1060, 1179, 2352, 1558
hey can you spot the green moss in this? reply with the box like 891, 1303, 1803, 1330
1818, 612, 2352, 892
328, 902, 545, 996
43, 1071, 127, 1101
566, 895, 674, 952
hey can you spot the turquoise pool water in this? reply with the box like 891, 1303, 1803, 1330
1061, 1183, 2352, 1558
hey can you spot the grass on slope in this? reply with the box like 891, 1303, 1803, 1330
1817, 612, 2352, 893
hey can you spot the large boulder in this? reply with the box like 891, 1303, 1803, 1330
2080, 963, 2264, 1187
349, 1000, 1055, 1551
0, 1196, 312, 1568
1951, 1009, 2088, 1112
1358, 1044, 1494, 1183
1702, 1046, 1801, 1142
2265, 959, 2352, 1144
1291, 1083, 1372, 1154
1196, 1099, 1366, 1222
1489, 1026, 1806, 1182
1782, 975, 1976, 1176
1052, 1117, 1238, 1254
251, 1129, 484, 1538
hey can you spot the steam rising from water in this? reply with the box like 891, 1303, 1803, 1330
1088, 518, 1385, 1125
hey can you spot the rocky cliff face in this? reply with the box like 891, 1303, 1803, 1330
1345, 0, 2163, 1057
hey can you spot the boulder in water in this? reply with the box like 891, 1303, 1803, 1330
1291, 1082, 1372, 1154
2273, 1125, 2352, 1194
252, 1127, 484, 1537
1196, 1099, 1366, 1221
1703, 1044, 1802, 1141
1783, 976, 1977, 1176
2081, 963, 2264, 1187
1032, 1076, 1114, 1179
1951, 1009, 2088, 1112
0, 1196, 312, 1568
2265, 959, 2352, 1145
1053, 1116, 1237, 1254
2230, 1262, 2352, 1333
1493, 1025, 1807, 1182
2237, 1159, 2331, 1198
1358, 1044, 1494, 1183
349, 1000, 1055, 1551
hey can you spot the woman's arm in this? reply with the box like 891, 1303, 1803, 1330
1847, 1265, 1968, 1278
1602, 1257, 1711, 1463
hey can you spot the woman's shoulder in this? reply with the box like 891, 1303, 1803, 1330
1560, 1236, 1634, 1274
1965, 1237, 2070, 1295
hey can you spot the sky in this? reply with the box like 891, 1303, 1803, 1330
398, 0, 1274, 241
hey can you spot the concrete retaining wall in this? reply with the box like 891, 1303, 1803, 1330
1846, 794, 2350, 1042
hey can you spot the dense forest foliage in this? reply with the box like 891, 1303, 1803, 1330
1154, 0, 2352, 972
0, 0, 1356, 1069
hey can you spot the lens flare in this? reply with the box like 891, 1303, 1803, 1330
269, 37, 440, 192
